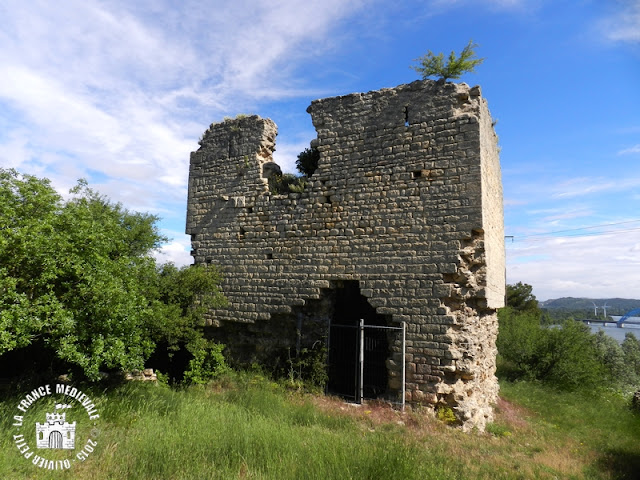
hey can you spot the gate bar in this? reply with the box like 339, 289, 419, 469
401, 321, 406, 412
358, 318, 364, 404
331, 321, 406, 407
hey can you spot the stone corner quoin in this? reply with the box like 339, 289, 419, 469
186, 79, 505, 432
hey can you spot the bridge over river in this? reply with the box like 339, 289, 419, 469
579, 311, 640, 343
581, 309, 640, 328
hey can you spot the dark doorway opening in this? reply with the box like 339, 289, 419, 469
327, 281, 391, 400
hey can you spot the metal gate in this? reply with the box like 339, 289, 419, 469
327, 320, 405, 408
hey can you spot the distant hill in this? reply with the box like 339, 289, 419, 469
540, 297, 640, 315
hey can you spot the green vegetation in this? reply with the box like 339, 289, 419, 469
284, 342, 329, 391
295, 147, 320, 177
268, 173, 308, 195
498, 307, 606, 389
181, 338, 228, 385
269, 146, 319, 195
541, 297, 640, 315
499, 283, 640, 392
0, 169, 226, 383
2, 373, 640, 479
411, 40, 484, 81
506, 282, 540, 314
540, 297, 640, 323
3, 170, 639, 480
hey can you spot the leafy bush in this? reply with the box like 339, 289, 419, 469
436, 405, 458, 425
148, 262, 226, 352
537, 320, 605, 389
497, 307, 605, 390
497, 299, 640, 392
286, 342, 328, 391
182, 338, 228, 385
268, 173, 308, 195
0, 169, 226, 381
593, 330, 637, 388
268, 146, 319, 195
622, 332, 640, 383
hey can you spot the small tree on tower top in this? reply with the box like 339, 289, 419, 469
411, 40, 485, 82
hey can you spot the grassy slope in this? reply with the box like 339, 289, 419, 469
1, 375, 639, 480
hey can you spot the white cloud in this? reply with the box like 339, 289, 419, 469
598, 1, 640, 44
272, 140, 317, 174
619, 144, 640, 155
507, 231, 640, 300
0, 128, 31, 170
429, 0, 528, 9
0, 0, 372, 276
0, 0, 367, 209
540, 209, 594, 225
551, 176, 640, 199
153, 233, 193, 267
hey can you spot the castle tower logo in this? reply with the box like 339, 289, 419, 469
12, 384, 101, 471
36, 404, 76, 450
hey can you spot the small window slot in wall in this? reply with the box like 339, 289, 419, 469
266, 253, 273, 260
247, 207, 253, 214
239, 227, 246, 239
404, 106, 410, 127
413, 169, 431, 180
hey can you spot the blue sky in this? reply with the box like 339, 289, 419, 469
1, 0, 639, 300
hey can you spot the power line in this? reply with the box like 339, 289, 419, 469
505, 227, 640, 245
558, 227, 640, 238
515, 219, 640, 239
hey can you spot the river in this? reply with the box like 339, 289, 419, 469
587, 316, 640, 343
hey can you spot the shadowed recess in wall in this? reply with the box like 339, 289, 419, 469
326, 281, 392, 401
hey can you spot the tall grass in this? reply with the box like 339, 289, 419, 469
500, 381, 640, 480
1, 374, 639, 479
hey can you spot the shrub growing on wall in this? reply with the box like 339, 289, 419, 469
411, 40, 484, 81
268, 146, 319, 195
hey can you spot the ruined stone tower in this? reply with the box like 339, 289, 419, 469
186, 79, 505, 431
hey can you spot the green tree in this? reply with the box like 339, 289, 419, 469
496, 307, 544, 378
593, 330, 633, 387
0, 169, 225, 381
622, 332, 640, 382
537, 320, 604, 389
506, 282, 540, 313
147, 262, 227, 383
497, 307, 605, 390
411, 40, 484, 81
295, 146, 320, 177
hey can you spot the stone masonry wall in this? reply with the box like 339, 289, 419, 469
186, 79, 505, 431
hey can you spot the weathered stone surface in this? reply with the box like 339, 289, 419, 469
186, 79, 505, 431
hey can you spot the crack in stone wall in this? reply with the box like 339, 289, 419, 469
186, 79, 505, 431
